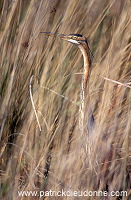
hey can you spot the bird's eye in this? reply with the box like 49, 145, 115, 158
73, 36, 77, 39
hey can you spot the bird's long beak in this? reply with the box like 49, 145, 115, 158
40, 31, 69, 41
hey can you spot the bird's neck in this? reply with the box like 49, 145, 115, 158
78, 43, 92, 136
79, 43, 91, 88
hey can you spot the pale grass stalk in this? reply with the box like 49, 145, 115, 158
29, 75, 42, 131
41, 86, 78, 105
103, 76, 131, 89
37, 110, 50, 131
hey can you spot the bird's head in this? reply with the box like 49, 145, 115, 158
40, 32, 87, 47
61, 34, 87, 46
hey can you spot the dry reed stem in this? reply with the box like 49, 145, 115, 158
29, 75, 42, 132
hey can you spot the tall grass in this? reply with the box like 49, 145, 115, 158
0, 0, 130, 199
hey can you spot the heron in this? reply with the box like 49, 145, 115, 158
41, 32, 94, 135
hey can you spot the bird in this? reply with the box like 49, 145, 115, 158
41, 32, 94, 135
